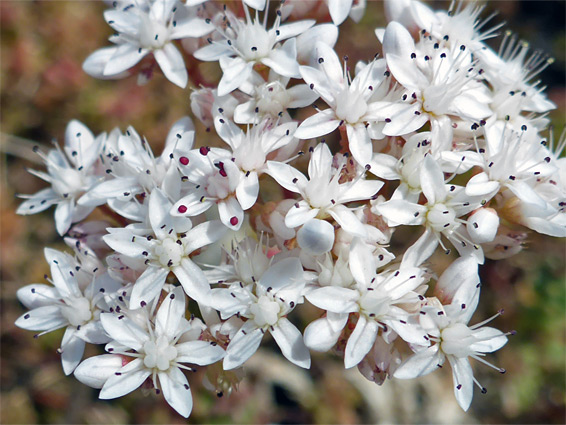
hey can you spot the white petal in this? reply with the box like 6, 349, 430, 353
382, 22, 425, 89
16, 188, 59, 215
344, 315, 378, 368
175, 258, 211, 304
469, 327, 508, 353
236, 171, 259, 210
218, 56, 254, 96
154, 44, 188, 88
102, 228, 150, 258
420, 155, 446, 205
79, 177, 140, 206
346, 124, 373, 166
155, 286, 186, 340
467, 208, 499, 244
149, 188, 175, 239
308, 142, 334, 181
299, 65, 338, 106
303, 315, 345, 352
64, 120, 98, 170
83, 47, 129, 79
306, 286, 359, 313
285, 202, 318, 228
99, 358, 150, 399
266, 161, 307, 193
176, 340, 226, 365
259, 257, 304, 292
314, 41, 343, 84
15, 305, 66, 331
158, 368, 193, 418
171, 17, 213, 39
243, 0, 266, 10
328, 0, 353, 25
328, 204, 366, 236
184, 220, 227, 253
436, 256, 479, 305
401, 228, 439, 268
448, 356, 474, 411
271, 318, 311, 368
223, 322, 264, 370
103, 43, 146, 76
294, 110, 340, 140
275, 20, 315, 42
16, 284, 59, 310
99, 313, 149, 351
262, 38, 299, 78
394, 344, 444, 379
193, 41, 233, 61
218, 197, 244, 231
55, 200, 74, 235
296, 218, 335, 255
74, 354, 123, 389
349, 238, 375, 286
373, 199, 426, 227
61, 327, 86, 375
465, 172, 500, 198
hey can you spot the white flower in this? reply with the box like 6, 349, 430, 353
15, 248, 121, 374
74, 286, 226, 418
103, 189, 227, 307
381, 22, 492, 144
193, 4, 314, 95
304, 239, 427, 367
17, 121, 103, 235
374, 155, 487, 266
267, 143, 383, 240
295, 42, 391, 165
83, 0, 213, 87
394, 257, 509, 412
234, 70, 319, 124
210, 257, 310, 369
78, 117, 195, 220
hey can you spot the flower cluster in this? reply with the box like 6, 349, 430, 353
15, 0, 564, 418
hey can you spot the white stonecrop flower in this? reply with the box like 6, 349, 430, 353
78, 117, 194, 220
83, 0, 213, 87
17, 121, 103, 235
304, 239, 427, 367
170, 146, 246, 231
394, 257, 508, 412
210, 257, 311, 370
234, 70, 319, 124
295, 42, 391, 165
374, 155, 487, 266
103, 189, 227, 307
15, 248, 121, 374
381, 21, 492, 145
267, 143, 384, 241
193, 4, 314, 95
74, 286, 226, 418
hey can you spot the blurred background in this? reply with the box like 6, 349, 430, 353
1, 1, 564, 423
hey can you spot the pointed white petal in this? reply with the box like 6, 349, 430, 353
394, 344, 444, 379
469, 327, 508, 353
344, 315, 378, 368
259, 257, 304, 292
175, 258, 211, 304
154, 44, 188, 88
373, 199, 426, 227
74, 354, 123, 389
328, 0, 354, 25
236, 171, 259, 210
448, 356, 474, 411
303, 315, 346, 352
223, 322, 264, 370
346, 124, 373, 166
176, 340, 226, 365
271, 317, 311, 368
328, 204, 366, 236
99, 313, 149, 351
420, 155, 446, 205
61, 327, 86, 375
15, 305, 66, 331
401, 228, 439, 268
155, 286, 186, 340
218, 197, 244, 231
103, 43, 146, 76
306, 286, 359, 313
262, 38, 299, 78
294, 110, 340, 140
184, 220, 227, 253
158, 368, 193, 418
55, 200, 74, 235
171, 17, 213, 39
299, 65, 338, 106
99, 358, 150, 399
266, 161, 307, 193
349, 238, 375, 286
285, 202, 318, 228
218, 57, 254, 96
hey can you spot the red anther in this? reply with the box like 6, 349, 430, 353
179, 156, 189, 165
178, 205, 188, 213
230, 216, 239, 226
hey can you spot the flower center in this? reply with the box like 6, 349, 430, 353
426, 203, 457, 232
256, 81, 290, 117
236, 21, 273, 61
154, 237, 185, 268
440, 322, 474, 357
143, 335, 178, 370
60, 296, 92, 327
250, 295, 280, 327
335, 88, 368, 124
139, 15, 170, 49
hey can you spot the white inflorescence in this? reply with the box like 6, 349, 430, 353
14, 0, 565, 420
